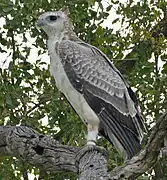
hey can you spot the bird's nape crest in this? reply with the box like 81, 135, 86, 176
61, 6, 70, 16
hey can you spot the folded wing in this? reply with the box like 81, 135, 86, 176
58, 40, 145, 159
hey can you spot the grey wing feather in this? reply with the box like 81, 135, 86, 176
58, 40, 145, 159
59, 41, 135, 115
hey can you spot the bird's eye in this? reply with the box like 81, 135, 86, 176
49, 15, 57, 21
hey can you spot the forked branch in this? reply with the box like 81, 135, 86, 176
0, 112, 166, 179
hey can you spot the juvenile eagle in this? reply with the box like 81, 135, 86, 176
37, 7, 145, 159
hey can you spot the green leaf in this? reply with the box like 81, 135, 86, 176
112, 18, 119, 24
106, 5, 112, 11
86, 0, 95, 6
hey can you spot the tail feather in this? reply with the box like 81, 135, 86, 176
99, 108, 141, 159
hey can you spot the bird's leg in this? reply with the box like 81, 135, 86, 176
86, 124, 98, 145
75, 124, 107, 166
75, 124, 108, 167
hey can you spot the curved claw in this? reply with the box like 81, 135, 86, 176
75, 145, 108, 167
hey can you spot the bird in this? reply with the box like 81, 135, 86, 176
37, 7, 145, 159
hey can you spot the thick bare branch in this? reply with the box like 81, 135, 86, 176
76, 146, 108, 179
0, 126, 79, 172
0, 126, 108, 179
0, 111, 166, 179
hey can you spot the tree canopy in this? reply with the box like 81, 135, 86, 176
0, 0, 167, 179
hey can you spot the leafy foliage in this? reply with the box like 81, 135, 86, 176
0, 0, 167, 179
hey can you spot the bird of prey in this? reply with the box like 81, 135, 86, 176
37, 7, 145, 159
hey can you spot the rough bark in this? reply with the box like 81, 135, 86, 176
0, 112, 166, 179
0, 126, 79, 172
76, 146, 108, 180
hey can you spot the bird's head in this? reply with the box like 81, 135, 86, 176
37, 7, 70, 38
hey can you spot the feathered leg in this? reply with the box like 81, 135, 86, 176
87, 124, 98, 145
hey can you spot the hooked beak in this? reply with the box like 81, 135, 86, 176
37, 19, 45, 27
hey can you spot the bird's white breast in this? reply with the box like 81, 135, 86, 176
48, 40, 99, 126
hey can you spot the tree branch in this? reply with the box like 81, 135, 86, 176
0, 111, 166, 179
110, 112, 167, 179
0, 126, 79, 172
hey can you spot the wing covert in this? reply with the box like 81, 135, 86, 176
59, 40, 136, 116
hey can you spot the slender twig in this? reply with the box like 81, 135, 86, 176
10, 30, 16, 85
113, 58, 138, 61
25, 103, 41, 116
155, 53, 159, 77
11, 30, 16, 61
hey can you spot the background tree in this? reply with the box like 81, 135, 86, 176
0, 0, 167, 179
